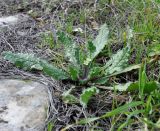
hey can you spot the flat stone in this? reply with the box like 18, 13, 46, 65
0, 79, 48, 131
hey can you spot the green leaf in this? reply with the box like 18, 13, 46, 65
87, 41, 96, 54
92, 24, 109, 58
57, 31, 78, 65
107, 64, 141, 77
80, 86, 99, 108
139, 63, 147, 98
93, 77, 109, 85
98, 81, 158, 92
104, 46, 130, 76
31, 64, 43, 70
3, 51, 42, 70
146, 95, 152, 115
84, 58, 92, 65
74, 47, 86, 65
85, 24, 109, 65
75, 48, 80, 64
88, 66, 102, 80
147, 43, 160, 57
114, 82, 134, 91
126, 82, 139, 92
69, 66, 79, 81
3, 51, 69, 80
96, 82, 133, 91
62, 87, 79, 104
127, 26, 133, 40
40, 60, 68, 80
128, 81, 158, 93
57, 31, 72, 46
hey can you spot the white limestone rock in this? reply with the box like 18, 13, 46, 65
0, 79, 49, 131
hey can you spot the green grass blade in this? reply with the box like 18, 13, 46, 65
139, 62, 147, 98
77, 117, 100, 125
118, 110, 145, 131
101, 101, 143, 118
75, 101, 143, 126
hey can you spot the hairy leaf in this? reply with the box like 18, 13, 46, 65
88, 66, 102, 80
3, 51, 42, 70
40, 60, 68, 80
84, 24, 109, 65
87, 41, 96, 54
69, 65, 79, 81
93, 77, 109, 85
57, 31, 78, 65
80, 86, 99, 108
3, 51, 68, 80
62, 87, 79, 104
108, 64, 141, 77
105, 46, 130, 76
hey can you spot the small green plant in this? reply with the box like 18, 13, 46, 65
2, 24, 139, 83
62, 86, 99, 108
2, 24, 141, 107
